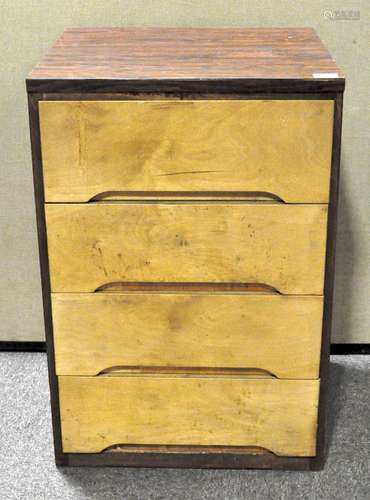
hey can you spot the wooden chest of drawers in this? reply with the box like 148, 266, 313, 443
27, 27, 344, 469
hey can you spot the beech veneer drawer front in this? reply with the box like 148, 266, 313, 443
53, 293, 323, 378
39, 100, 334, 203
45, 203, 327, 294
59, 376, 319, 456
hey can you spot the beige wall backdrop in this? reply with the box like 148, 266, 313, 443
0, 1, 369, 342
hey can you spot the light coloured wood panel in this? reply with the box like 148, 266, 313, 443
45, 203, 328, 294
58, 376, 320, 455
39, 100, 333, 202
53, 293, 323, 378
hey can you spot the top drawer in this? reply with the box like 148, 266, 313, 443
39, 100, 333, 203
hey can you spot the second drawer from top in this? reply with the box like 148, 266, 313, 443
45, 203, 328, 295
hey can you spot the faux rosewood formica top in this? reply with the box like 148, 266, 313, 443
26, 27, 344, 93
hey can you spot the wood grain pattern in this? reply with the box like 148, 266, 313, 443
58, 376, 320, 456
27, 27, 344, 83
52, 293, 323, 378
44, 203, 328, 295
39, 100, 334, 203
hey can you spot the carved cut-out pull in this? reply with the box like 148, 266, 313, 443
101, 444, 276, 455
88, 191, 285, 203
97, 366, 278, 378
94, 282, 281, 294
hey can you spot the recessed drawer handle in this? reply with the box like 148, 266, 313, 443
101, 444, 276, 456
88, 190, 286, 203
97, 366, 278, 378
93, 282, 282, 294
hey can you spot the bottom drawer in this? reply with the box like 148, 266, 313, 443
58, 376, 319, 456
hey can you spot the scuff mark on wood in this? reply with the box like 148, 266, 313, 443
156, 170, 224, 177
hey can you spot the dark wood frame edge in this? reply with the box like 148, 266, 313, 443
26, 78, 345, 94
313, 93, 343, 470
28, 94, 64, 464
27, 88, 344, 470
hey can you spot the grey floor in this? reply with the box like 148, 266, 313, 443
0, 354, 369, 500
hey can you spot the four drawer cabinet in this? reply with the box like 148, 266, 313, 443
27, 27, 344, 469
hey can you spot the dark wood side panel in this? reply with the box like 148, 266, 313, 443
27, 94, 65, 465
313, 92, 344, 469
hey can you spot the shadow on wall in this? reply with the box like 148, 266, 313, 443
332, 148, 355, 343
326, 361, 346, 451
